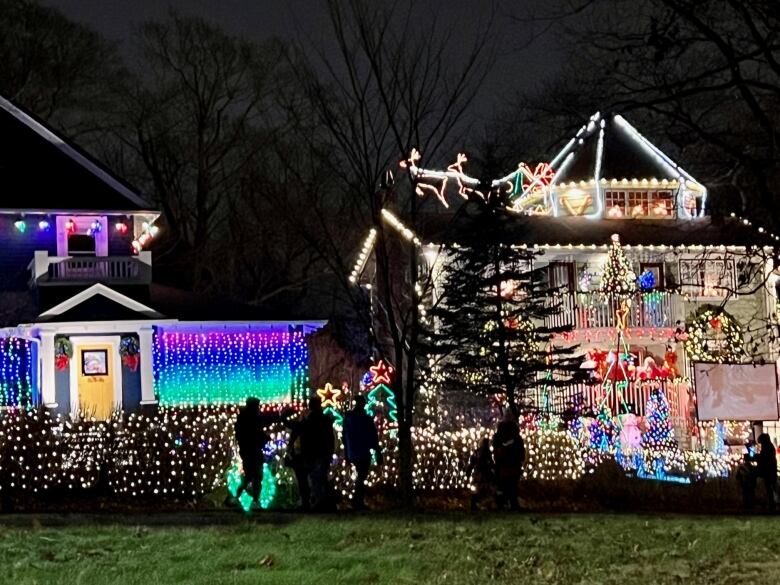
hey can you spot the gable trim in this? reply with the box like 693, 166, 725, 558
38, 283, 163, 319
0, 95, 154, 211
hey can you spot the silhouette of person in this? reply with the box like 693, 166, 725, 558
234, 397, 270, 507
493, 410, 525, 511
343, 395, 381, 510
301, 396, 336, 511
282, 406, 310, 511
756, 433, 777, 512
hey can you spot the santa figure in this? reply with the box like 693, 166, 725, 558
663, 346, 679, 378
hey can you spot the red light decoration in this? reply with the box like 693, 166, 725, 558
369, 360, 394, 386
115, 221, 129, 235
519, 162, 554, 192
65, 219, 76, 234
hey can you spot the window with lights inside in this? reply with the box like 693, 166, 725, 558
679, 259, 736, 298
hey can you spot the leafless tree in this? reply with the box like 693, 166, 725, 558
0, 0, 125, 140
282, 0, 498, 504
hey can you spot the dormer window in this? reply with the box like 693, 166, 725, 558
605, 189, 673, 219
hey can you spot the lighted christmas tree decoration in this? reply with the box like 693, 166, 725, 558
640, 389, 685, 479
600, 234, 637, 298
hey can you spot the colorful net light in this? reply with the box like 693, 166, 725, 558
0, 337, 36, 407
153, 330, 309, 405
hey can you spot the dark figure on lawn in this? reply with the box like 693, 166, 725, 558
343, 395, 381, 510
756, 433, 777, 511
493, 411, 525, 511
736, 453, 756, 510
282, 407, 310, 511
467, 437, 494, 511
235, 397, 270, 506
301, 396, 337, 511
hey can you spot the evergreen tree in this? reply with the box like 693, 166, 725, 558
425, 197, 583, 414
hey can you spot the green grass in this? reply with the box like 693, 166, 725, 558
1, 512, 778, 584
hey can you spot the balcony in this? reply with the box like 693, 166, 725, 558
29, 251, 152, 287
545, 291, 682, 332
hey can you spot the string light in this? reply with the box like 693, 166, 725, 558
0, 337, 35, 407
380, 209, 421, 245
153, 329, 310, 405
349, 228, 377, 284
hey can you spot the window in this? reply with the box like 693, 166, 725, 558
605, 190, 674, 219
547, 262, 575, 293
679, 259, 735, 298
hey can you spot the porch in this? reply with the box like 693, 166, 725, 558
29, 250, 152, 286
545, 291, 683, 331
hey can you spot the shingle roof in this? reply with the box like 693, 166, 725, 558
552, 113, 703, 186
0, 95, 156, 214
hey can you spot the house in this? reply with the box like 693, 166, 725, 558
0, 95, 324, 418
354, 112, 779, 442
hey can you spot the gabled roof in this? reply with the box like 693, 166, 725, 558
0, 95, 157, 214
37, 284, 162, 322
551, 113, 705, 188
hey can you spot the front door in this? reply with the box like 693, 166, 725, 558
76, 343, 115, 420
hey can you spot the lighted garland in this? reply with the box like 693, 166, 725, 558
684, 306, 744, 363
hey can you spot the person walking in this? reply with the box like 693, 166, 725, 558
343, 395, 381, 510
282, 407, 310, 511
492, 410, 525, 511
756, 433, 777, 512
301, 396, 337, 511
234, 397, 270, 508
467, 437, 494, 511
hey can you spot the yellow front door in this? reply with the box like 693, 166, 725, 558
77, 344, 114, 420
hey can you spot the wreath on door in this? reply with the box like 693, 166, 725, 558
119, 335, 140, 371
54, 337, 73, 371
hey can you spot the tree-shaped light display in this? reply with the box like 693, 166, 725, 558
600, 234, 637, 298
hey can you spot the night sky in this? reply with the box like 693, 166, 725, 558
43, 0, 565, 124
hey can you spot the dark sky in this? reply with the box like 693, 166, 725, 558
44, 0, 564, 126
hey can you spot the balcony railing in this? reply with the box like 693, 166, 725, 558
29, 251, 152, 286
545, 291, 681, 331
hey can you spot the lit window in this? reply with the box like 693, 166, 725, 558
604, 189, 673, 219
679, 259, 735, 298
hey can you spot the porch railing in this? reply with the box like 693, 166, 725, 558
545, 291, 681, 331
29, 251, 152, 286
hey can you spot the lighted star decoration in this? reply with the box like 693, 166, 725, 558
316, 382, 342, 408
369, 360, 395, 386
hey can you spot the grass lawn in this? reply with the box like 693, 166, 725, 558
0, 512, 778, 584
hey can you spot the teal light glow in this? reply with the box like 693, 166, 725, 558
154, 329, 309, 405
0, 337, 36, 407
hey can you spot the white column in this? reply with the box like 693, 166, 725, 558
39, 330, 57, 407
138, 326, 157, 405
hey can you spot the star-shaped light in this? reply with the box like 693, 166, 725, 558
369, 360, 394, 386
316, 382, 342, 408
